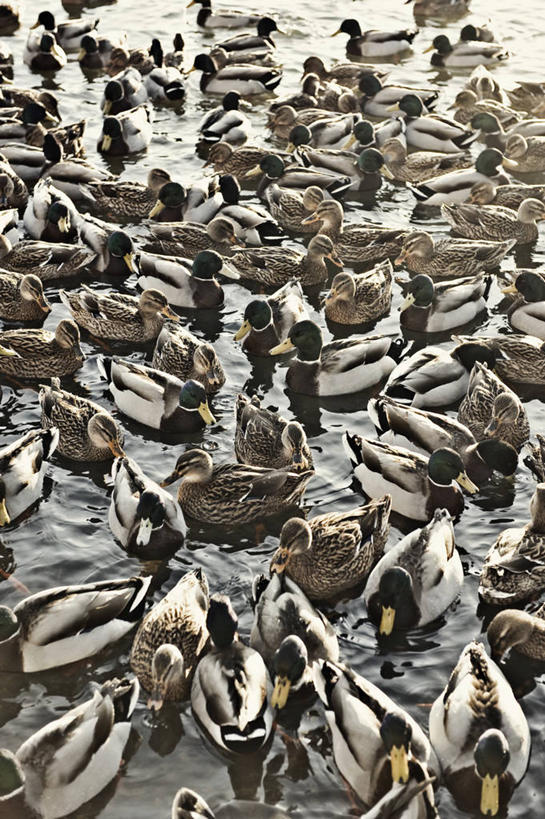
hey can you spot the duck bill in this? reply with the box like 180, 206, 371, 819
186, 66, 196, 74
423, 44, 435, 53
162, 305, 180, 320
58, 216, 70, 234
207, 371, 221, 388
271, 675, 291, 709
456, 471, 479, 494
331, 28, 342, 36
244, 166, 262, 178
186, 0, 196, 6
342, 133, 357, 150
502, 157, 520, 171
108, 439, 125, 458
124, 252, 136, 273
301, 212, 321, 225
101, 134, 112, 152
399, 293, 415, 312
147, 689, 164, 712
0, 498, 10, 527
103, 100, 112, 115
390, 745, 410, 784
327, 252, 343, 269
37, 297, 51, 313
286, 142, 295, 153
30, 19, 40, 28
480, 773, 499, 817
381, 165, 395, 180
387, 102, 400, 112
501, 283, 518, 294
77, 48, 85, 61
269, 337, 295, 356
219, 262, 240, 280
291, 451, 305, 471
198, 401, 216, 425
484, 418, 498, 435
394, 251, 407, 266
159, 471, 179, 488
379, 605, 396, 636
270, 548, 289, 574
149, 200, 166, 218
136, 517, 153, 547
234, 320, 251, 341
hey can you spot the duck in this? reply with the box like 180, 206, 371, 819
234, 280, 306, 357
0, 574, 150, 671
85, 167, 171, 221
144, 42, 185, 102
0, 320, 83, 380
160, 448, 313, 525
332, 19, 418, 58
24, 32, 67, 72
365, 508, 462, 634
505, 133, 545, 173
214, 16, 281, 60
130, 569, 209, 708
0, 84, 59, 119
0, 234, 96, 282
78, 215, 137, 275
0, 0, 19, 34
97, 104, 152, 155
106, 45, 155, 77
60, 286, 179, 342
171, 788, 291, 819
39, 133, 113, 207
429, 641, 530, 816
229, 234, 342, 287
139, 180, 197, 224
368, 394, 518, 487
427, 34, 509, 68
468, 178, 545, 210
23, 177, 80, 242
146, 216, 238, 258
0, 427, 58, 527
0, 142, 45, 184
198, 90, 251, 144
458, 362, 530, 450
450, 90, 520, 128
77, 33, 124, 71
246, 153, 352, 198
314, 660, 438, 812
0, 676, 139, 819
394, 94, 477, 153
358, 74, 437, 119
163, 33, 184, 69
137, 248, 239, 308
152, 321, 225, 393
459, 23, 496, 43
487, 604, 545, 662
0, 154, 27, 209
234, 393, 312, 470
381, 137, 472, 183
218, 186, 286, 245
187, 0, 261, 30
286, 124, 361, 178
502, 271, 545, 339
441, 198, 545, 244
30, 9, 99, 51
291, 135, 387, 193
0, 101, 56, 146
455, 332, 545, 387
507, 80, 545, 112
39, 377, 124, 461
0, 270, 50, 321
399, 272, 491, 332
271, 322, 405, 396
406, 0, 470, 17
205, 142, 277, 177
471, 112, 545, 151
263, 184, 324, 233
191, 595, 273, 754
269, 498, 392, 602
267, 104, 348, 142
190, 53, 282, 95
479, 482, 545, 605
302, 56, 388, 89
323, 260, 393, 325
344, 433, 477, 521
524, 434, 545, 482
269, 73, 321, 112
394, 230, 516, 279
101, 67, 148, 114
98, 357, 215, 432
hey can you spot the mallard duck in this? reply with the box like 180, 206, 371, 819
368, 394, 518, 487
286, 124, 359, 176
171, 787, 291, 819
524, 434, 545, 482
410, 147, 514, 206
0, 234, 95, 281
502, 271, 545, 339
86, 168, 171, 221
406, 0, 469, 17
450, 90, 520, 128
399, 272, 490, 332
469, 112, 545, 151
24, 32, 67, 72
0, 676, 139, 819
301, 200, 407, 266
0, 84, 59, 118
146, 216, 238, 258
0, 0, 19, 34
332, 19, 418, 58
234, 393, 312, 469
77, 33, 124, 71
0, 271, 50, 320
0, 142, 44, 184
219, 187, 286, 245
429, 642, 530, 816
101, 67, 148, 115
190, 53, 281, 95
39, 133, 112, 207
230, 235, 342, 287
137, 248, 239, 308
0, 320, 83, 379
164, 33, 184, 69
394, 94, 476, 153
263, 184, 323, 233
314, 660, 438, 812
0, 155, 27, 209
97, 104, 152, 155
246, 153, 352, 198
130, 569, 209, 708
365, 508, 462, 634
160, 448, 313, 524
0, 101, 56, 145
302, 56, 387, 88
98, 357, 215, 432
144, 44, 185, 102
267, 104, 340, 140
344, 433, 477, 520
324, 260, 393, 325
152, 321, 225, 393
504, 133, 545, 172
78, 214, 136, 275
269, 74, 321, 112
30, 9, 98, 50
0, 574, 150, 671
507, 80, 545, 112
205, 142, 274, 176
188, 0, 261, 30
270, 498, 391, 602
458, 362, 529, 450
468, 178, 545, 210
0, 427, 58, 527
198, 91, 250, 144
381, 137, 471, 183
106, 45, 155, 77
271, 321, 405, 396
214, 16, 281, 59
455, 332, 545, 386
60, 286, 178, 342
479, 482, 545, 605
394, 231, 515, 279
191, 595, 273, 754
39, 377, 124, 461
23, 177, 79, 242
488, 603, 545, 661
383, 339, 501, 408
358, 74, 437, 119
234, 280, 307, 356
442, 198, 545, 244
426, 34, 508, 67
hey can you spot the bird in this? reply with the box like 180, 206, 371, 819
229, 235, 342, 287
394, 231, 515, 279
0, 270, 50, 321
332, 19, 418, 58
97, 104, 152, 155
234, 280, 307, 356
399, 272, 491, 332
0, 427, 59, 527
394, 93, 477, 153
190, 53, 282, 95
381, 137, 472, 183
198, 90, 251, 144
0, 320, 83, 380
323, 261, 393, 325
441, 198, 545, 244
152, 321, 225, 393
488, 604, 545, 662
427, 34, 509, 68
137, 248, 239, 308
234, 393, 312, 470
23, 177, 80, 242
187, 0, 261, 30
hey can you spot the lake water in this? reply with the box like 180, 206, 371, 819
1, 0, 545, 816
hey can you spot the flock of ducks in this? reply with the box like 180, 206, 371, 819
1, 0, 545, 817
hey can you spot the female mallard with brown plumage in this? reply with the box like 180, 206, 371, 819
0, 320, 83, 379
488, 603, 545, 662
263, 184, 323, 233
395, 230, 515, 279
0, 271, 50, 321
504, 133, 545, 172
146, 216, 237, 258
468, 179, 545, 210
381, 137, 472, 183
456, 333, 545, 386
152, 321, 225, 393
206, 142, 276, 177
230, 234, 342, 287
86, 168, 171, 221
324, 260, 393, 325
441, 198, 545, 244
234, 280, 306, 356
234, 393, 312, 470
0, 234, 96, 282
0, 155, 28, 209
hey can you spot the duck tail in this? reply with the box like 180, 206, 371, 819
97, 355, 112, 383
343, 431, 363, 465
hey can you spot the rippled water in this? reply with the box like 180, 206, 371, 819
2, 0, 545, 816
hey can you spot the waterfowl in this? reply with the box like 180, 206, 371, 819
504, 133, 545, 173
448, 332, 545, 387
324, 260, 393, 325
395, 94, 477, 153
0, 101, 56, 145
198, 91, 250, 144
427, 34, 509, 68
407, 0, 470, 17
358, 74, 437, 119
152, 321, 225, 393
247, 153, 352, 198
101, 67, 148, 114
0, 320, 83, 380
314, 660, 438, 812
0, 234, 95, 282
159, 182, 217, 226
0, 271, 50, 321
40, 133, 113, 206
23, 177, 79, 242
267, 104, 339, 141
270, 498, 391, 602
479, 482, 545, 605
502, 271, 545, 339
205, 142, 274, 177
458, 362, 529, 449
230, 235, 339, 287
263, 184, 323, 233
399, 272, 490, 332
164, 33, 184, 69
234, 280, 307, 356
441, 198, 545, 244
219, 187, 286, 244
30, 9, 99, 51
488, 604, 545, 661
98, 357, 215, 432
0, 676, 139, 819
160, 448, 313, 524
78, 215, 137, 275
394, 230, 515, 279
468, 178, 545, 210
0, 427, 58, 527
137, 248, 238, 308
332, 19, 418, 58
39, 377, 124, 461
130, 569, 209, 707
286, 124, 360, 178
0, 0, 19, 34
269, 74, 321, 112
24, 32, 67, 72
0, 85, 59, 119
191, 595, 273, 754
146, 215, 238, 257
171, 788, 291, 819
106, 45, 155, 77
381, 137, 471, 183
429, 642, 530, 816
144, 42, 185, 102
188, 0, 261, 30
0, 155, 27, 209
410, 147, 513, 206
507, 80, 545, 112
451, 90, 520, 128
191, 53, 281, 96
214, 16, 281, 59
0, 574, 150, 671
86, 167, 171, 221
77, 33, 122, 71
234, 393, 312, 470
98, 104, 152, 155
302, 56, 387, 89
0, 142, 44, 184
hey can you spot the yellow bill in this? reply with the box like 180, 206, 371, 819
501, 283, 518, 294
456, 471, 479, 494
198, 401, 216, 425
101, 134, 112, 152
124, 252, 136, 273
423, 44, 435, 53
480, 773, 499, 816
379, 605, 396, 636
502, 157, 520, 171
234, 320, 251, 341
244, 166, 262, 178
399, 293, 415, 312
103, 100, 112, 115
269, 337, 295, 355
108, 439, 125, 458
390, 744, 410, 784
0, 498, 10, 527
149, 200, 166, 218
58, 216, 70, 234
271, 675, 291, 709
331, 28, 341, 36
342, 133, 357, 150
162, 305, 180, 320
